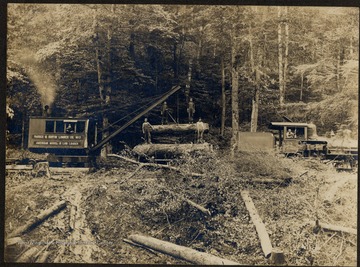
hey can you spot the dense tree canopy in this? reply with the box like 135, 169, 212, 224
6, 4, 359, 148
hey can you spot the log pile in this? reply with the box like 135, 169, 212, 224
151, 123, 209, 133
133, 142, 213, 157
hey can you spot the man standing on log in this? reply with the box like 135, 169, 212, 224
142, 118, 153, 144
161, 101, 168, 125
187, 98, 195, 123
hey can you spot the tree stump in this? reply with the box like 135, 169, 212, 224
270, 248, 285, 265
32, 162, 51, 178
5, 237, 26, 262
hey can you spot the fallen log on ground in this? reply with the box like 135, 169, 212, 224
69, 205, 77, 231
128, 234, 240, 265
182, 197, 211, 216
5, 237, 26, 262
240, 190, 273, 258
16, 246, 39, 262
152, 123, 209, 133
10, 200, 67, 237
123, 238, 158, 255
108, 154, 204, 177
167, 190, 211, 216
6, 165, 33, 170
36, 251, 50, 263
34, 240, 55, 263
119, 164, 144, 185
132, 142, 213, 157
309, 220, 357, 235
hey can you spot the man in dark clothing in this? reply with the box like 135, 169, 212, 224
142, 118, 153, 144
187, 98, 195, 123
161, 101, 168, 125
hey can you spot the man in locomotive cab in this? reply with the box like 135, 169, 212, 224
66, 123, 74, 134
286, 129, 295, 139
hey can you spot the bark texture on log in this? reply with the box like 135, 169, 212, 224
10, 200, 67, 237
240, 190, 273, 258
133, 142, 212, 156
152, 123, 209, 133
128, 234, 241, 265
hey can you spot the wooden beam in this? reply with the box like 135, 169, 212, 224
90, 85, 181, 152
240, 190, 273, 258
128, 234, 241, 265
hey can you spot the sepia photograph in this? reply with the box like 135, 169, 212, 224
4, 3, 358, 265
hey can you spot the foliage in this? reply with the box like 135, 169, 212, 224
6, 5, 359, 148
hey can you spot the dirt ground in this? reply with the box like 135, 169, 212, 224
4, 149, 357, 265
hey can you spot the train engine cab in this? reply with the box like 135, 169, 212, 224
28, 117, 96, 166
269, 122, 327, 157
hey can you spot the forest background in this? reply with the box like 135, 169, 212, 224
6, 4, 359, 151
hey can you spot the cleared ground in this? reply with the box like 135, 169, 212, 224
4, 149, 357, 265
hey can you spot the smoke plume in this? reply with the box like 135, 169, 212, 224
15, 50, 57, 106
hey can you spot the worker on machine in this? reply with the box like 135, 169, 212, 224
66, 124, 74, 134
187, 98, 195, 123
161, 101, 169, 125
142, 118, 153, 144
286, 129, 295, 138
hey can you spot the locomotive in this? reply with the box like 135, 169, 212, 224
27, 116, 97, 166
239, 121, 358, 170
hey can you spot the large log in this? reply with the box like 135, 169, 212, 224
16, 246, 39, 262
151, 123, 209, 133
128, 234, 240, 265
10, 200, 67, 237
5, 237, 26, 262
133, 142, 213, 156
240, 190, 273, 258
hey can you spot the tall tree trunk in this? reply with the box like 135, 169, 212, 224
278, 7, 284, 106
173, 42, 178, 80
221, 57, 226, 136
249, 22, 258, 133
21, 111, 25, 149
250, 69, 260, 133
102, 6, 115, 156
185, 59, 192, 103
336, 51, 341, 92
231, 33, 239, 153
95, 47, 105, 101
283, 7, 289, 103
300, 72, 304, 101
